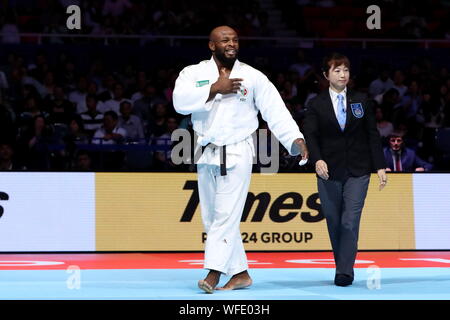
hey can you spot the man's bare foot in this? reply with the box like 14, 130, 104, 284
216, 271, 252, 291
198, 270, 221, 294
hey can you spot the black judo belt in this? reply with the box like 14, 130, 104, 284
201, 143, 227, 176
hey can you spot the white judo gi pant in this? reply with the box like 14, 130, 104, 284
197, 136, 254, 276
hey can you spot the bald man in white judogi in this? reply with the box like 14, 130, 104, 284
173, 26, 308, 293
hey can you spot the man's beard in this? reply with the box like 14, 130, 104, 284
214, 49, 238, 68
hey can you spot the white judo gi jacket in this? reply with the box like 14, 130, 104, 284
173, 56, 304, 155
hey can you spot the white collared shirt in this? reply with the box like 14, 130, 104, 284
173, 56, 304, 155
329, 87, 347, 119
92, 125, 127, 144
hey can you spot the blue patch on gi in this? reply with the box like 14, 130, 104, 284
350, 103, 364, 118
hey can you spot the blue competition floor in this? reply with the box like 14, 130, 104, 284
1, 268, 450, 300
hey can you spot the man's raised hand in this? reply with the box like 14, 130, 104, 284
211, 67, 243, 95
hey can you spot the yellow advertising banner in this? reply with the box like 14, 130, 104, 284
95, 173, 415, 251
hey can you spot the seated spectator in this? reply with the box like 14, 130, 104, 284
73, 149, 94, 171
149, 116, 178, 168
92, 110, 127, 144
41, 71, 57, 99
92, 111, 127, 170
75, 81, 106, 114
288, 49, 313, 85
369, 68, 394, 99
46, 86, 76, 125
392, 70, 408, 98
97, 74, 116, 102
63, 115, 90, 167
279, 79, 297, 103
15, 84, 40, 113
18, 115, 57, 170
99, 82, 130, 114
130, 71, 148, 103
64, 115, 90, 162
58, 59, 77, 91
65, 115, 90, 145
399, 80, 422, 120
380, 88, 401, 125
419, 89, 446, 161
423, 86, 447, 129
68, 76, 88, 111
384, 132, 432, 172
274, 72, 286, 91
0, 93, 17, 143
18, 95, 49, 135
133, 83, 166, 133
0, 142, 26, 170
163, 71, 177, 103
148, 102, 169, 138
375, 106, 394, 139
80, 94, 104, 137
118, 100, 145, 142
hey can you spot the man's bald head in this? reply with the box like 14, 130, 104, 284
208, 26, 239, 68
209, 26, 238, 42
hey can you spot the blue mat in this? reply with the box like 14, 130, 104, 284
1, 268, 450, 300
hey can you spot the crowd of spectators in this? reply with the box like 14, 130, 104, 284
0, 48, 181, 171
0, 46, 449, 172
0, 0, 271, 44
277, 0, 450, 41
1, 0, 449, 44
0, 1, 449, 172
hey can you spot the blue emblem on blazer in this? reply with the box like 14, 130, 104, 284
350, 103, 364, 118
